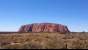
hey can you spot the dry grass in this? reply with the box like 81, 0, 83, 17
0, 32, 88, 49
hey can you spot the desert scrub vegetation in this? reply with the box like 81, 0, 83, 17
0, 32, 88, 49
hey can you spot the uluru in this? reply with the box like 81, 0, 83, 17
18, 23, 70, 33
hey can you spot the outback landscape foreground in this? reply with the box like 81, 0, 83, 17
0, 32, 88, 49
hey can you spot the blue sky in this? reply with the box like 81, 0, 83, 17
0, 0, 88, 32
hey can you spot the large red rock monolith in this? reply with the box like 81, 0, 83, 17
18, 23, 70, 33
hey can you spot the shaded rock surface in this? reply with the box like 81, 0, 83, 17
18, 23, 70, 33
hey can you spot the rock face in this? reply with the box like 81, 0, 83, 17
18, 23, 70, 33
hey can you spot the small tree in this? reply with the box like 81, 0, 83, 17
82, 30, 85, 33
